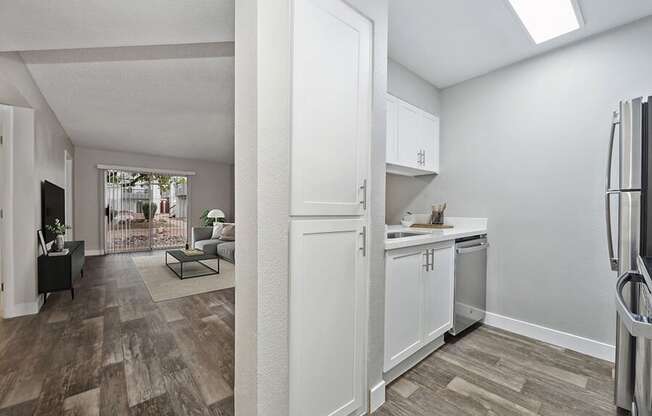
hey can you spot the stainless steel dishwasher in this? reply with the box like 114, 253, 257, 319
449, 235, 488, 336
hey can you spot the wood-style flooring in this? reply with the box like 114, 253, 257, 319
0, 252, 620, 416
0, 252, 234, 416
379, 325, 618, 416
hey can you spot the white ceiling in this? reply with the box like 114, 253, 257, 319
0, 0, 236, 163
389, 0, 652, 88
0, 0, 234, 52
22, 43, 234, 163
12, 0, 652, 163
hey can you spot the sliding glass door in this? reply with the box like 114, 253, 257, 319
104, 170, 189, 253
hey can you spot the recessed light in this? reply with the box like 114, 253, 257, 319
507, 0, 583, 44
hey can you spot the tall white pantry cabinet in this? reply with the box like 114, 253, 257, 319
288, 0, 371, 416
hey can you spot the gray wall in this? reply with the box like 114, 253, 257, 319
0, 52, 73, 315
74, 146, 234, 252
388, 58, 441, 115
390, 17, 652, 345
0, 52, 74, 191
386, 59, 441, 224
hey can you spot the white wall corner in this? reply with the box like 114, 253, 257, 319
369, 380, 386, 414
483, 312, 615, 362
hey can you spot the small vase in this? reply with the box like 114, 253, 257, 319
55, 235, 65, 252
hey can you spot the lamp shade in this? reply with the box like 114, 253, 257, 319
207, 209, 225, 219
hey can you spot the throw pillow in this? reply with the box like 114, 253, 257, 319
220, 224, 235, 241
211, 222, 224, 239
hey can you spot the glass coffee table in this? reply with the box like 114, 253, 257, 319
165, 250, 220, 279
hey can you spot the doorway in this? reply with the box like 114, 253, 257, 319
103, 169, 189, 253
64, 150, 73, 240
0, 108, 6, 318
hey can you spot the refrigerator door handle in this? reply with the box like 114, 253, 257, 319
616, 272, 652, 338
606, 111, 621, 271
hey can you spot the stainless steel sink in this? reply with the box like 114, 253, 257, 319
386, 232, 424, 239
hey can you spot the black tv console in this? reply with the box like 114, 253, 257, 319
38, 240, 85, 300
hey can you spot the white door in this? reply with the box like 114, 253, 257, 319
420, 112, 439, 173
291, 0, 371, 216
396, 101, 422, 169
290, 218, 366, 416
386, 94, 398, 164
422, 245, 454, 344
384, 248, 425, 371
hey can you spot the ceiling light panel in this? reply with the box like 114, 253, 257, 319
507, 0, 583, 44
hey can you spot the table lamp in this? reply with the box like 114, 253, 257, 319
207, 209, 226, 223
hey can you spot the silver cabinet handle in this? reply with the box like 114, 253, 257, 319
359, 226, 366, 257
423, 249, 434, 270
359, 179, 367, 210
605, 111, 620, 271
616, 272, 652, 338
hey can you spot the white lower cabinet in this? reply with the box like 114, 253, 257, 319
422, 245, 454, 344
384, 248, 424, 369
290, 218, 367, 416
384, 241, 454, 372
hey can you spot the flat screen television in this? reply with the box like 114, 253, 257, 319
42, 180, 65, 244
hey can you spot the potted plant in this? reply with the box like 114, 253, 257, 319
46, 218, 71, 252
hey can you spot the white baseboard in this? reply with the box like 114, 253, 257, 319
483, 312, 615, 363
369, 380, 386, 414
85, 249, 103, 256
4, 298, 41, 318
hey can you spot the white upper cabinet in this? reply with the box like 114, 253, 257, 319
396, 100, 423, 170
291, 0, 371, 216
420, 112, 440, 173
385, 93, 439, 176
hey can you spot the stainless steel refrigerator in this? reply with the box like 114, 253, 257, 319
609, 96, 652, 414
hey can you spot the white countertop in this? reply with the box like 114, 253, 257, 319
385, 217, 488, 250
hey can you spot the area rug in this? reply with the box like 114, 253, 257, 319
132, 253, 235, 302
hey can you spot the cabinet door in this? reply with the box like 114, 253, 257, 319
290, 218, 366, 416
386, 94, 398, 164
384, 248, 426, 371
396, 101, 422, 169
421, 112, 439, 173
422, 245, 454, 344
291, 0, 371, 216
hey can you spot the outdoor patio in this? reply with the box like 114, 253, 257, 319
106, 213, 187, 251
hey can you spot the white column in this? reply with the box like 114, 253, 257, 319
234, 0, 291, 415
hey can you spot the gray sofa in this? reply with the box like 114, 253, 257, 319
191, 225, 235, 263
